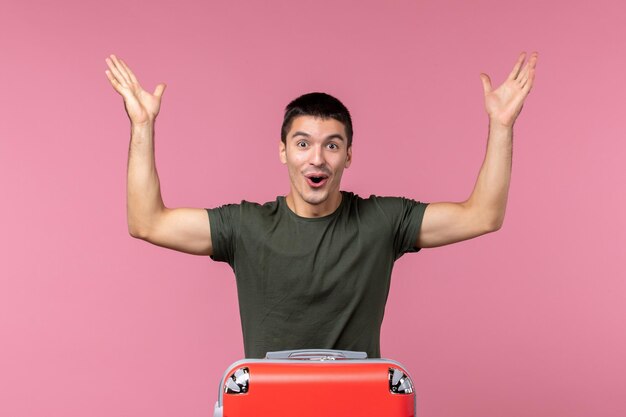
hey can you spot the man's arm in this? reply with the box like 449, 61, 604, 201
105, 55, 213, 256
417, 52, 538, 249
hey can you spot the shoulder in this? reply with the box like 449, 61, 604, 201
343, 192, 427, 224
345, 192, 422, 211
210, 196, 281, 212
207, 197, 282, 225
239, 197, 281, 215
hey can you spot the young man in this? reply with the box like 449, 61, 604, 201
105, 52, 538, 358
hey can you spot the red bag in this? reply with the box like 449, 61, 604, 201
213, 349, 416, 417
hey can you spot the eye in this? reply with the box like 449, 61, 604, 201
297, 140, 308, 148
327, 143, 338, 150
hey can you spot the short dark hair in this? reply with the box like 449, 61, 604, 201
281, 92, 353, 147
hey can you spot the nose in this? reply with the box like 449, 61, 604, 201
310, 144, 325, 167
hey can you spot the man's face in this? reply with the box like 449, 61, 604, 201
279, 115, 352, 213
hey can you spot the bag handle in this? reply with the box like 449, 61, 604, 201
265, 349, 368, 360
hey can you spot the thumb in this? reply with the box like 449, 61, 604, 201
153, 83, 167, 98
480, 73, 492, 95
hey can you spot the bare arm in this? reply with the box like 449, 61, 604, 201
105, 55, 212, 256
417, 52, 538, 248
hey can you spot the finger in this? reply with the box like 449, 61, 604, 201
519, 69, 535, 95
105, 57, 129, 87
118, 57, 139, 85
480, 73, 492, 94
507, 52, 526, 81
111, 54, 132, 85
516, 52, 538, 85
153, 83, 167, 98
521, 68, 536, 94
109, 54, 132, 85
518, 74, 529, 89
104, 69, 124, 94
528, 51, 539, 71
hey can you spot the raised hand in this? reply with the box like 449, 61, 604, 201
105, 54, 166, 125
480, 52, 538, 128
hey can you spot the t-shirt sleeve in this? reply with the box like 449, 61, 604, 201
206, 203, 241, 265
372, 196, 429, 258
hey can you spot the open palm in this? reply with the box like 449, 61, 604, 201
105, 55, 166, 125
481, 52, 538, 128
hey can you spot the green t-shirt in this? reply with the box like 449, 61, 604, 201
207, 191, 428, 358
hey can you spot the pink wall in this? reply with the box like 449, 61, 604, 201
1, 0, 625, 416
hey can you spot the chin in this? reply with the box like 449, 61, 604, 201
302, 192, 329, 206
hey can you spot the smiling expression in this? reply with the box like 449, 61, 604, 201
279, 115, 352, 217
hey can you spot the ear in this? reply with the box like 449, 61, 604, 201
345, 145, 352, 168
279, 140, 287, 164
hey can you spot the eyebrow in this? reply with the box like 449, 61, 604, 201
291, 131, 345, 142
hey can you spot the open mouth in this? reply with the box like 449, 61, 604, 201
305, 174, 329, 188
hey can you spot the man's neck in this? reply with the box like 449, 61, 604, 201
285, 191, 343, 218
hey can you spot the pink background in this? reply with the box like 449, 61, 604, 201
1, 0, 625, 416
